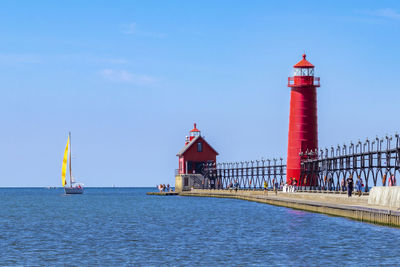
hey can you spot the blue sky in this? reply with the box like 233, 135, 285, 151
1, 0, 400, 186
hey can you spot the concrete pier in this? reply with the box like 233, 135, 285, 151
146, 192, 179, 196
179, 189, 400, 227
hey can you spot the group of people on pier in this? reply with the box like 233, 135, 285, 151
263, 180, 280, 195
201, 174, 397, 197
225, 179, 282, 193
282, 177, 298, 193
157, 184, 173, 193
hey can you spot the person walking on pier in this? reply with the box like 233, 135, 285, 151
292, 178, 297, 192
389, 175, 397, 186
274, 180, 279, 195
234, 180, 239, 192
356, 177, 363, 197
341, 178, 345, 192
346, 176, 354, 197
328, 176, 333, 191
210, 179, 215, 189
264, 181, 268, 195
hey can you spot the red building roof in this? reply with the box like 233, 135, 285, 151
293, 54, 314, 68
176, 135, 219, 156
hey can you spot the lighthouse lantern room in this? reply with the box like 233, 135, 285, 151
189, 123, 201, 140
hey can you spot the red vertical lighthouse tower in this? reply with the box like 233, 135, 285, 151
286, 54, 320, 185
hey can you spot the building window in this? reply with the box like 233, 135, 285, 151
184, 177, 189, 186
197, 142, 203, 152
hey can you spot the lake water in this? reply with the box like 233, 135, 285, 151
1, 187, 400, 266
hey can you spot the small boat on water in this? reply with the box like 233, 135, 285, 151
61, 132, 84, 194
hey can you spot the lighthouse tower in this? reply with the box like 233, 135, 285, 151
286, 54, 320, 185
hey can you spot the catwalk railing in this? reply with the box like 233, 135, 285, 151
202, 159, 286, 189
202, 133, 400, 192
300, 134, 400, 192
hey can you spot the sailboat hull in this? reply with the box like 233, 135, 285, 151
64, 187, 84, 194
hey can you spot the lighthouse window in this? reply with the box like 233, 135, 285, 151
294, 68, 314, 76
191, 131, 200, 137
197, 142, 203, 152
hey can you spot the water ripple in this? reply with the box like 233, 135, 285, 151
0, 188, 399, 266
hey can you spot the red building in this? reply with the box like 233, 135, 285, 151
287, 54, 320, 185
176, 123, 219, 174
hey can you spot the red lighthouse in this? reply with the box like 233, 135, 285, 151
286, 54, 320, 185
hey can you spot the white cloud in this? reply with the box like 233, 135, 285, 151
0, 53, 129, 66
99, 69, 156, 85
53, 54, 129, 65
364, 8, 400, 20
0, 54, 43, 64
122, 23, 137, 35
121, 22, 166, 38
374, 8, 400, 19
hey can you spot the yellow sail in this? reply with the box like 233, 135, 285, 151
61, 135, 69, 187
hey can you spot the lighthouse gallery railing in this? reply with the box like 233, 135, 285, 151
287, 77, 320, 87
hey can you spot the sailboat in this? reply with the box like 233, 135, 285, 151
62, 132, 84, 194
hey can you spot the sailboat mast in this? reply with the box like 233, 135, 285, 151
69, 132, 72, 187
